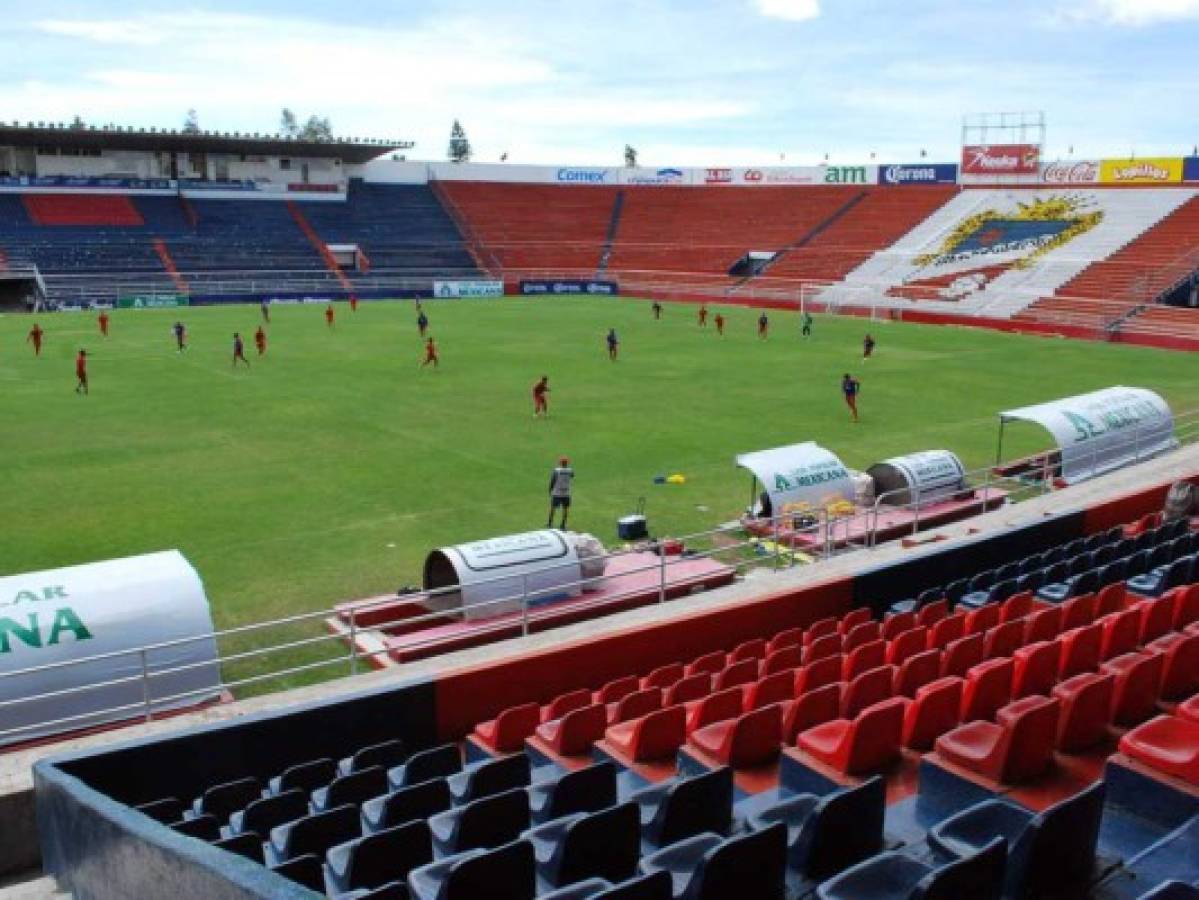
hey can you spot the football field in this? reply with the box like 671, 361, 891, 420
2, 297, 1196, 643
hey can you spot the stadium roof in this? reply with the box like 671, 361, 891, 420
0, 123, 413, 164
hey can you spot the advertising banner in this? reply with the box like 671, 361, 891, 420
1040, 160, 1100, 184
878, 163, 959, 185
555, 167, 615, 184
619, 167, 689, 186
1185, 157, 1199, 183
1100, 157, 1184, 184
961, 144, 1041, 176
519, 279, 619, 296
703, 167, 734, 184
735, 442, 855, 514
116, 294, 190, 309
433, 279, 504, 298
0, 175, 175, 190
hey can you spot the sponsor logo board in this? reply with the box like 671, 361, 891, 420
116, 294, 190, 309
519, 279, 619, 296
556, 168, 609, 184
704, 168, 733, 184
878, 163, 958, 185
433, 279, 504, 298
1099, 157, 1183, 184
1040, 161, 1100, 184
961, 144, 1041, 175
622, 167, 686, 185
1184, 157, 1199, 183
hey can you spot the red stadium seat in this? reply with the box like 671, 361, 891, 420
841, 666, 895, 718
928, 612, 966, 651
960, 658, 1013, 724
804, 617, 838, 645
1000, 592, 1035, 624
1178, 694, 1199, 724
783, 684, 842, 743
1152, 632, 1199, 701
713, 659, 759, 692
1061, 594, 1097, 632
535, 703, 607, 756
881, 611, 917, 641
893, 649, 941, 698
1119, 715, 1199, 785
743, 670, 795, 711
1023, 606, 1062, 645
1012, 640, 1060, 700
839, 608, 872, 635
642, 663, 685, 691
1096, 582, 1127, 617
844, 621, 882, 653
594, 675, 639, 706
916, 599, 949, 629
965, 603, 1001, 637
760, 645, 803, 676
686, 651, 727, 677
543, 689, 592, 723
605, 705, 687, 762
1169, 584, 1199, 630
803, 633, 843, 664
729, 638, 767, 664
983, 621, 1023, 661
767, 628, 803, 655
886, 627, 929, 667
902, 677, 963, 751
1099, 609, 1141, 662
797, 698, 906, 775
843, 640, 887, 681
686, 687, 743, 733
664, 673, 711, 707
1101, 651, 1164, 726
688, 704, 783, 768
1135, 598, 1175, 646
608, 688, 662, 726
1058, 624, 1102, 680
473, 702, 541, 754
941, 633, 985, 679
934, 695, 1061, 784
1052, 672, 1115, 752
794, 656, 843, 696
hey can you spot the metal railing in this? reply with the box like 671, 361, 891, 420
2, 411, 1195, 748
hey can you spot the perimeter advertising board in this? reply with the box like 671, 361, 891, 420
961, 144, 1041, 176
433, 280, 504, 298
878, 164, 958, 185
1099, 158, 1184, 184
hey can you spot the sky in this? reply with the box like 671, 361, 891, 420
2, 0, 1199, 167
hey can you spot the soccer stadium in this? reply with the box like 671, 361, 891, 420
2, 3, 1199, 898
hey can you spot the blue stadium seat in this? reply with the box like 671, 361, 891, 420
326, 820, 433, 894
407, 839, 536, 900
525, 801, 640, 887
388, 744, 461, 790
269, 853, 325, 892
170, 814, 219, 840
338, 881, 410, 899
638, 823, 787, 900
265, 803, 359, 865
816, 837, 1006, 900
589, 871, 673, 898
529, 761, 617, 824
538, 879, 613, 899
211, 831, 264, 864
227, 788, 307, 837
191, 776, 260, 822
447, 753, 530, 806
427, 787, 529, 856
267, 756, 335, 796
340, 739, 407, 777
628, 766, 733, 848
311, 765, 387, 813
362, 778, 452, 834
1137, 881, 1199, 899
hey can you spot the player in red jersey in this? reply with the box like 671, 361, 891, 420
254, 326, 267, 356
27, 323, 44, 356
842, 373, 861, 422
758, 312, 769, 339
533, 375, 550, 418
325, 304, 335, 328
98, 310, 110, 337
74, 349, 88, 395
349, 295, 359, 313
715, 312, 725, 335
420, 337, 439, 368
698, 305, 708, 327
232, 333, 250, 368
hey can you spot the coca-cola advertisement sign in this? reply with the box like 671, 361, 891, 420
961, 144, 1041, 175
1041, 160, 1099, 184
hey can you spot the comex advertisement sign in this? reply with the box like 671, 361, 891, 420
961, 144, 1041, 176
519, 280, 619, 296
433, 280, 504, 298
878, 163, 958, 185
1040, 161, 1100, 184
1099, 157, 1183, 184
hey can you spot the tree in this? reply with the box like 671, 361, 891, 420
69, 115, 86, 130
182, 109, 200, 134
624, 144, 638, 168
447, 119, 472, 163
280, 108, 299, 138
300, 115, 333, 142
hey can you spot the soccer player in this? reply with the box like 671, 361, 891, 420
801, 311, 813, 337
842, 373, 861, 423
349, 295, 359, 313
232, 332, 250, 368
417, 310, 429, 337
698, 305, 708, 327
325, 304, 335, 329
863, 333, 876, 359
533, 375, 550, 418
27, 323, 44, 356
260, 299, 271, 324
652, 301, 662, 320
758, 312, 769, 339
547, 456, 574, 529
606, 328, 619, 361
254, 325, 267, 356
173, 321, 187, 352
421, 336, 439, 369
715, 312, 725, 335
98, 310, 110, 337
74, 349, 88, 395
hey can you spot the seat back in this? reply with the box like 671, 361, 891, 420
347, 739, 407, 774
730, 638, 767, 663
368, 778, 451, 832
592, 870, 673, 899
904, 677, 963, 751
345, 820, 432, 891
690, 687, 743, 731
785, 684, 841, 742
1060, 594, 1097, 631
198, 776, 260, 822
325, 766, 388, 809
839, 608, 872, 633
397, 743, 461, 786
1023, 780, 1105, 893
691, 823, 787, 900
240, 789, 307, 836
1001, 592, 1034, 623
881, 611, 916, 641
844, 698, 906, 773
804, 633, 842, 663
998, 696, 1060, 782
270, 854, 324, 892
536, 761, 618, 821
761, 645, 802, 676
278, 803, 359, 861
928, 613, 966, 650
1012, 640, 1059, 699
795, 655, 842, 695
553, 704, 608, 756
804, 617, 838, 644
843, 640, 886, 681
1053, 672, 1114, 752
983, 621, 1023, 661
894, 649, 941, 698
596, 675, 639, 705
965, 603, 1001, 637
686, 651, 726, 676
767, 627, 803, 654
454, 788, 530, 852
1101, 608, 1141, 661
1023, 606, 1061, 645
653, 766, 733, 846
797, 776, 885, 880
459, 754, 531, 804
610, 688, 662, 724
941, 633, 984, 679
725, 704, 783, 767
642, 663, 684, 691
1161, 633, 1199, 701
1059, 624, 1102, 679
916, 599, 949, 628
626, 705, 687, 762
444, 839, 536, 900
545, 688, 593, 721
844, 621, 881, 652
842, 665, 894, 718
664, 672, 710, 706
746, 670, 795, 710
714, 658, 758, 691
1139, 596, 1176, 643
887, 627, 928, 667
919, 836, 1007, 900
961, 659, 1013, 724
275, 757, 335, 794
556, 801, 641, 886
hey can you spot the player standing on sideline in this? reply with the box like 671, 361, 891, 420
232, 333, 250, 368
698, 305, 708, 327
801, 311, 813, 337
27, 323, 44, 356
715, 312, 725, 335
842, 373, 861, 422
74, 349, 88, 395
98, 309, 110, 337
606, 328, 619, 361
325, 304, 335, 329
758, 312, 769, 339
254, 325, 267, 356
420, 336, 439, 369
417, 309, 429, 337
652, 301, 662, 320
173, 321, 187, 352
863, 333, 876, 360
260, 299, 271, 324
533, 375, 550, 418
546, 456, 574, 529
349, 295, 359, 313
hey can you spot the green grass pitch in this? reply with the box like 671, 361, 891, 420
1, 298, 1195, 688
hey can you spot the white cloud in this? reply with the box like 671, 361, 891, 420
1068, 0, 1199, 24
754, 0, 821, 22
35, 18, 166, 45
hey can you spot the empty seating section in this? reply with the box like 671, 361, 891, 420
115, 511, 1199, 896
